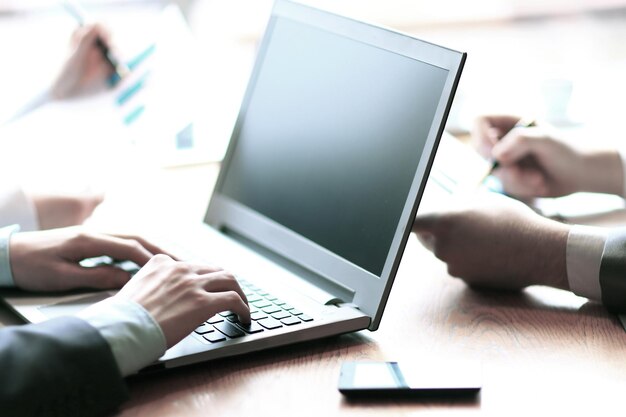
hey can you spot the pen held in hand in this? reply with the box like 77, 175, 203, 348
479, 118, 537, 185
94, 37, 130, 81
60, 0, 130, 81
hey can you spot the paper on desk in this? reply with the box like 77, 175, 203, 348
418, 132, 491, 215
430, 132, 491, 193
112, 4, 236, 166
0, 5, 226, 193
6, 5, 238, 171
421, 131, 626, 220
0, 93, 133, 195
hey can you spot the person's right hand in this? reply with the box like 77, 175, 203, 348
114, 255, 251, 349
51, 24, 116, 99
472, 115, 624, 198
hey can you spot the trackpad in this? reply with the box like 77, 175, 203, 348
38, 292, 113, 319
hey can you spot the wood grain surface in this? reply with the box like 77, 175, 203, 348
3, 162, 626, 415
116, 235, 626, 416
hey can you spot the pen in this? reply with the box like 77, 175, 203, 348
60, 0, 130, 81
479, 117, 536, 184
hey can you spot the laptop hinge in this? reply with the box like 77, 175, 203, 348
335, 302, 360, 309
222, 227, 356, 305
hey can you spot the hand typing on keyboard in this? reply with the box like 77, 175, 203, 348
115, 254, 251, 348
193, 279, 314, 343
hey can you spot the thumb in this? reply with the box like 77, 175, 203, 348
65, 265, 132, 290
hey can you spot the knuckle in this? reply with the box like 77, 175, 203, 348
205, 263, 222, 272
432, 241, 452, 261
432, 247, 447, 262
220, 270, 236, 282
126, 239, 143, 251
174, 262, 193, 276
72, 230, 92, 245
224, 290, 241, 303
192, 291, 209, 307
512, 133, 528, 146
152, 253, 172, 263
173, 274, 195, 291
447, 264, 462, 278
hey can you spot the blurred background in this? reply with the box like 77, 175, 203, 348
2, 0, 626, 133
1, 0, 626, 222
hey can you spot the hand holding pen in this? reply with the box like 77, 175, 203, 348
474, 114, 625, 199
477, 117, 536, 185
51, 24, 120, 99
61, 0, 129, 81
472, 115, 597, 199
49, 0, 129, 99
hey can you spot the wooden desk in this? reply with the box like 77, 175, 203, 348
107, 173, 626, 415
112, 229, 626, 416
3, 165, 626, 415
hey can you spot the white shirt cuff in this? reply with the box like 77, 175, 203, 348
77, 297, 167, 377
0, 225, 20, 287
566, 225, 608, 301
0, 186, 38, 231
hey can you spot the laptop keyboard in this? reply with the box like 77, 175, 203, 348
194, 278, 313, 344
81, 256, 313, 343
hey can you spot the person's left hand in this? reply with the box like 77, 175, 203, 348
9, 227, 171, 291
51, 24, 116, 99
413, 194, 571, 291
30, 193, 104, 230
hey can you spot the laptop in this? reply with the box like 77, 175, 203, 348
1, 0, 465, 371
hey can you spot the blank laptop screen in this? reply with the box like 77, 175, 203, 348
220, 17, 449, 276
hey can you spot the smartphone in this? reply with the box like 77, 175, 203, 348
338, 361, 481, 398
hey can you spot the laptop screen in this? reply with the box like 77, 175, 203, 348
219, 17, 449, 276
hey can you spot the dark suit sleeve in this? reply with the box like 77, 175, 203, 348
599, 227, 626, 313
0, 316, 129, 417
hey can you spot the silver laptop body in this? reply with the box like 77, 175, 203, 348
2, 0, 465, 371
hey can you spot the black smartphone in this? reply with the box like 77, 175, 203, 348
338, 361, 481, 398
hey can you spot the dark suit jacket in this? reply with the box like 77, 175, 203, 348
600, 228, 626, 312
0, 316, 128, 416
